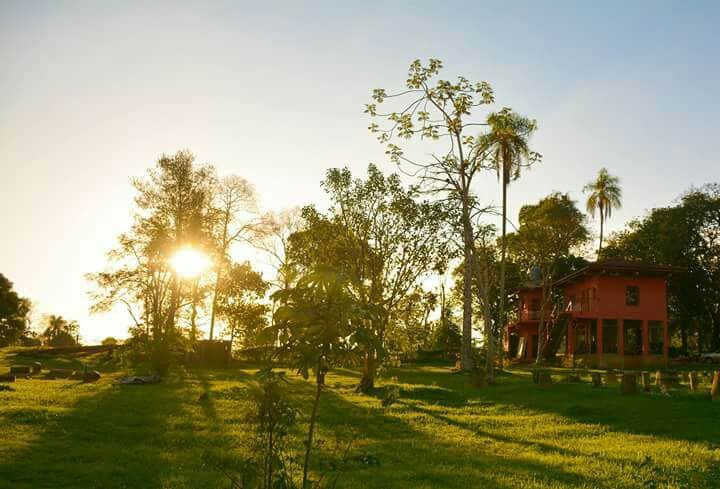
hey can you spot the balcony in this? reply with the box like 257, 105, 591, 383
566, 298, 599, 314
520, 310, 542, 322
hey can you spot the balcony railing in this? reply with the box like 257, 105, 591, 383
520, 310, 542, 321
566, 299, 599, 314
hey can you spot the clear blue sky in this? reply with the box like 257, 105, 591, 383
1, 1, 719, 342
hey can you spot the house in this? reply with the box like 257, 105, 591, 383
505, 260, 681, 369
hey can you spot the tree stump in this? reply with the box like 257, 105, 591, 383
639, 371, 651, 391
471, 371, 487, 388
605, 371, 619, 384
45, 369, 72, 379
9, 365, 31, 375
0, 374, 16, 383
82, 371, 101, 383
532, 369, 540, 384
537, 371, 553, 387
620, 372, 637, 395
591, 372, 602, 387
31, 362, 42, 375
658, 371, 679, 391
711, 371, 720, 401
688, 372, 699, 392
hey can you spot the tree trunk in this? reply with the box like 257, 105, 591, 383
303, 369, 324, 489
599, 209, 604, 253
208, 266, 221, 341
711, 370, 720, 401
461, 204, 474, 371
470, 246, 494, 383
358, 350, 376, 392
536, 281, 549, 363
498, 179, 508, 371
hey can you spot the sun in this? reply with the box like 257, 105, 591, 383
170, 247, 210, 278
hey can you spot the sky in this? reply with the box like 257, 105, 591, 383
1, 1, 719, 343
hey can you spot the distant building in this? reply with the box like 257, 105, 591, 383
505, 260, 682, 369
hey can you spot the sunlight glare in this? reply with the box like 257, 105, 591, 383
170, 247, 210, 278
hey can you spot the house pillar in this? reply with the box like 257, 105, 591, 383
526, 333, 534, 361
597, 318, 603, 355
567, 319, 575, 356
642, 319, 649, 356
663, 320, 669, 364
618, 319, 625, 356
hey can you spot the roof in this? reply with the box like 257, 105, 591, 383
554, 259, 684, 287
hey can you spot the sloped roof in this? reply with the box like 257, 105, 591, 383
554, 259, 683, 287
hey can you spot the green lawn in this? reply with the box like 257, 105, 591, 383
1, 348, 719, 488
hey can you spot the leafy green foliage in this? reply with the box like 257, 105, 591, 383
42, 315, 79, 347
583, 168, 623, 252
603, 184, 720, 351
0, 273, 31, 347
287, 164, 448, 389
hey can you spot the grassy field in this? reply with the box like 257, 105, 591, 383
1, 347, 719, 489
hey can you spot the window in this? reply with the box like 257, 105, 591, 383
649, 321, 664, 354
575, 324, 587, 354
603, 320, 618, 353
626, 286, 640, 306
623, 320, 642, 355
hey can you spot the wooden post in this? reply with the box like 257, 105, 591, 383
591, 372, 602, 387
641, 371, 651, 391
538, 371, 552, 387
711, 371, 720, 401
618, 319, 625, 357
596, 318, 603, 356
688, 371, 698, 393
527, 334, 534, 361
641, 319, 649, 356
567, 320, 575, 356
663, 320, 669, 365
621, 371, 637, 395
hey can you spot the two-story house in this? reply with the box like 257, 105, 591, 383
505, 260, 681, 368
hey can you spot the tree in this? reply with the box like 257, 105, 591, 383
0, 273, 31, 347
89, 150, 216, 374
583, 167, 622, 253
507, 193, 590, 362
272, 266, 368, 489
476, 108, 539, 366
208, 175, 261, 340
603, 184, 720, 351
216, 261, 270, 351
287, 165, 448, 390
367, 58, 497, 371
42, 315, 79, 347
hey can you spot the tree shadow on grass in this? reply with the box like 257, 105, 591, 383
0, 374, 242, 489
272, 374, 595, 489
389, 365, 720, 447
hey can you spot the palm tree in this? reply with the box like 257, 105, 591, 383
583, 168, 622, 253
477, 108, 538, 369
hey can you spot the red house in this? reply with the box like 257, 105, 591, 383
505, 260, 681, 369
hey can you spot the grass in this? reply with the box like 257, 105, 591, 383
1, 347, 720, 488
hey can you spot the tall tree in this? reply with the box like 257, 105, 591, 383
367, 58, 496, 370
583, 167, 622, 253
507, 193, 590, 362
208, 175, 260, 340
89, 150, 216, 373
0, 273, 31, 347
477, 108, 539, 366
288, 165, 448, 390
